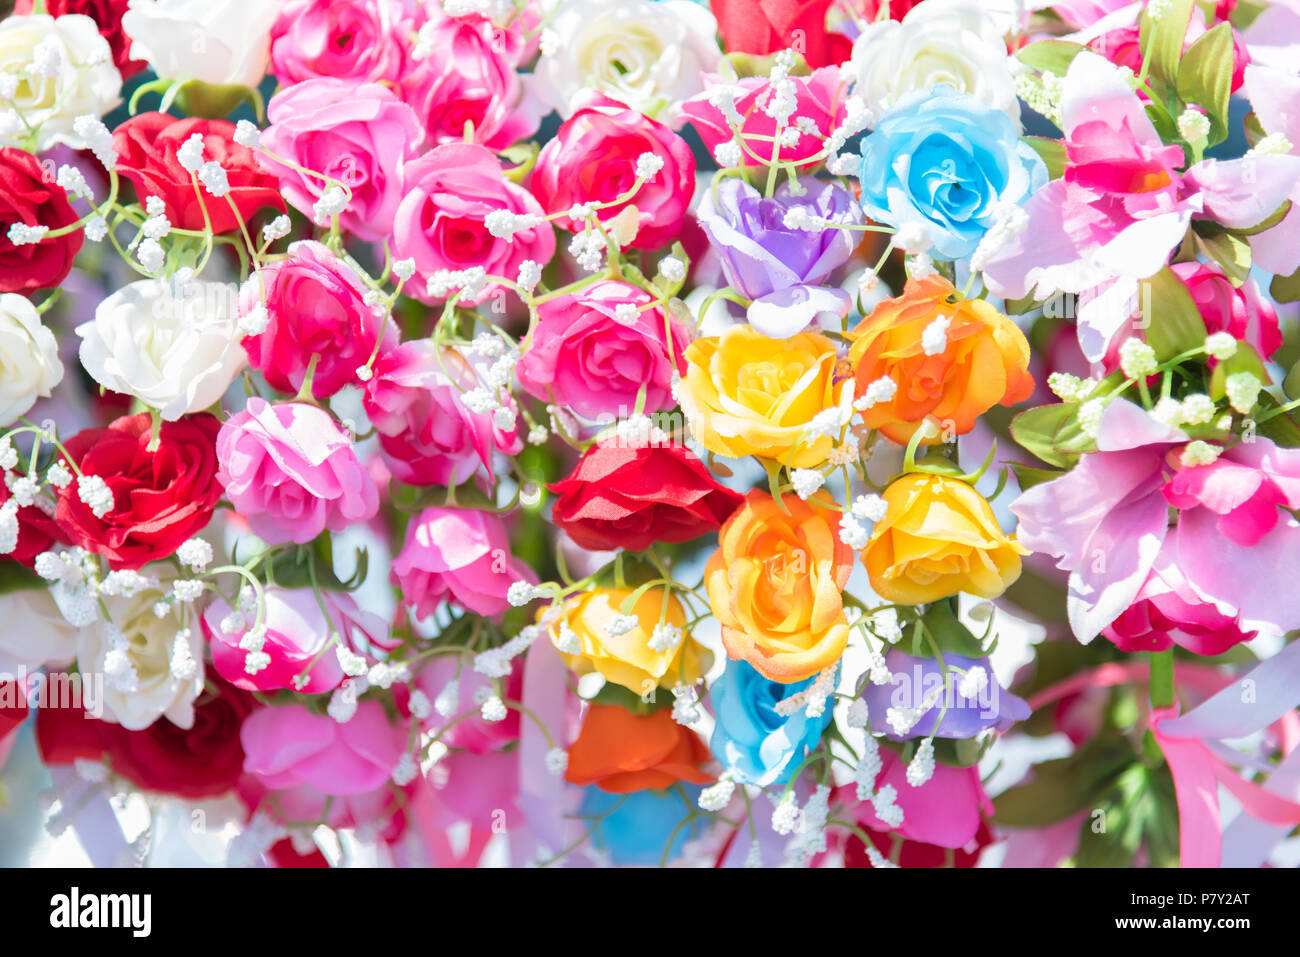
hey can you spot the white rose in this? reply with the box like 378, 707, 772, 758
850, 0, 1021, 127
77, 278, 246, 421
122, 0, 284, 88
0, 14, 122, 152
0, 293, 63, 428
0, 588, 79, 673
533, 0, 720, 128
76, 574, 204, 731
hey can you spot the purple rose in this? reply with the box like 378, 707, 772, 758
697, 176, 861, 337
864, 648, 1029, 740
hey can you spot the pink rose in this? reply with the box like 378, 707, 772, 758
362, 339, 522, 487
390, 507, 536, 618
415, 657, 523, 754
514, 280, 689, 420
398, 5, 542, 151
392, 142, 554, 304
682, 67, 848, 170
203, 587, 389, 694
269, 0, 413, 86
1171, 261, 1281, 361
240, 240, 395, 399
241, 701, 407, 796
258, 78, 423, 242
217, 398, 380, 545
531, 91, 695, 251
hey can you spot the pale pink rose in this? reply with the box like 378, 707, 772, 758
392, 142, 554, 304
217, 398, 380, 545
514, 280, 689, 421
362, 339, 522, 487
240, 240, 395, 399
202, 587, 389, 694
531, 90, 695, 250
390, 507, 536, 618
269, 0, 413, 86
240, 701, 407, 797
398, 5, 543, 151
682, 67, 848, 170
415, 657, 523, 754
258, 78, 423, 242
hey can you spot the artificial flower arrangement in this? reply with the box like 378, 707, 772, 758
0, 0, 1299, 869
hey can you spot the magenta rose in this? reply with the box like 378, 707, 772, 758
390, 507, 537, 618
240, 240, 395, 399
1104, 547, 1257, 656
531, 91, 695, 250
1170, 261, 1281, 361
203, 587, 388, 694
398, 5, 542, 151
269, 0, 412, 86
392, 142, 554, 304
362, 340, 522, 487
258, 78, 422, 242
241, 701, 406, 797
514, 280, 690, 421
682, 67, 848, 170
217, 398, 380, 545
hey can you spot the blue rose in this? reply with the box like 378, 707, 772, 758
708, 659, 834, 787
579, 785, 704, 866
857, 85, 1047, 261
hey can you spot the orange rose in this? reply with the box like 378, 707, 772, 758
704, 489, 853, 683
848, 275, 1033, 445
564, 704, 714, 793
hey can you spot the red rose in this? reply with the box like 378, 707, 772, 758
55, 412, 224, 570
0, 679, 28, 744
102, 678, 257, 799
14, 0, 147, 78
0, 147, 85, 293
35, 677, 256, 799
711, 0, 853, 69
112, 113, 286, 234
548, 440, 745, 552
0, 479, 68, 569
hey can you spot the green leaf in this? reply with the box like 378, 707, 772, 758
587, 678, 673, 715
994, 738, 1135, 828
1021, 136, 1066, 180
1197, 231, 1252, 286
1210, 341, 1269, 402
1009, 462, 1064, 490
1015, 39, 1088, 76
0, 562, 43, 595
1255, 392, 1300, 448
1285, 359, 1300, 402
1139, 0, 1195, 103
1141, 266, 1208, 360
919, 600, 986, 659
1273, 264, 1300, 304
1176, 22, 1235, 144
1010, 403, 1081, 469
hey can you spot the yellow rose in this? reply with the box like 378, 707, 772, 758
544, 587, 712, 696
862, 473, 1028, 604
680, 324, 853, 468
704, 490, 853, 683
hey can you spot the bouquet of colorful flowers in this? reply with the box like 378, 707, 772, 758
2, 0, 1299, 869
